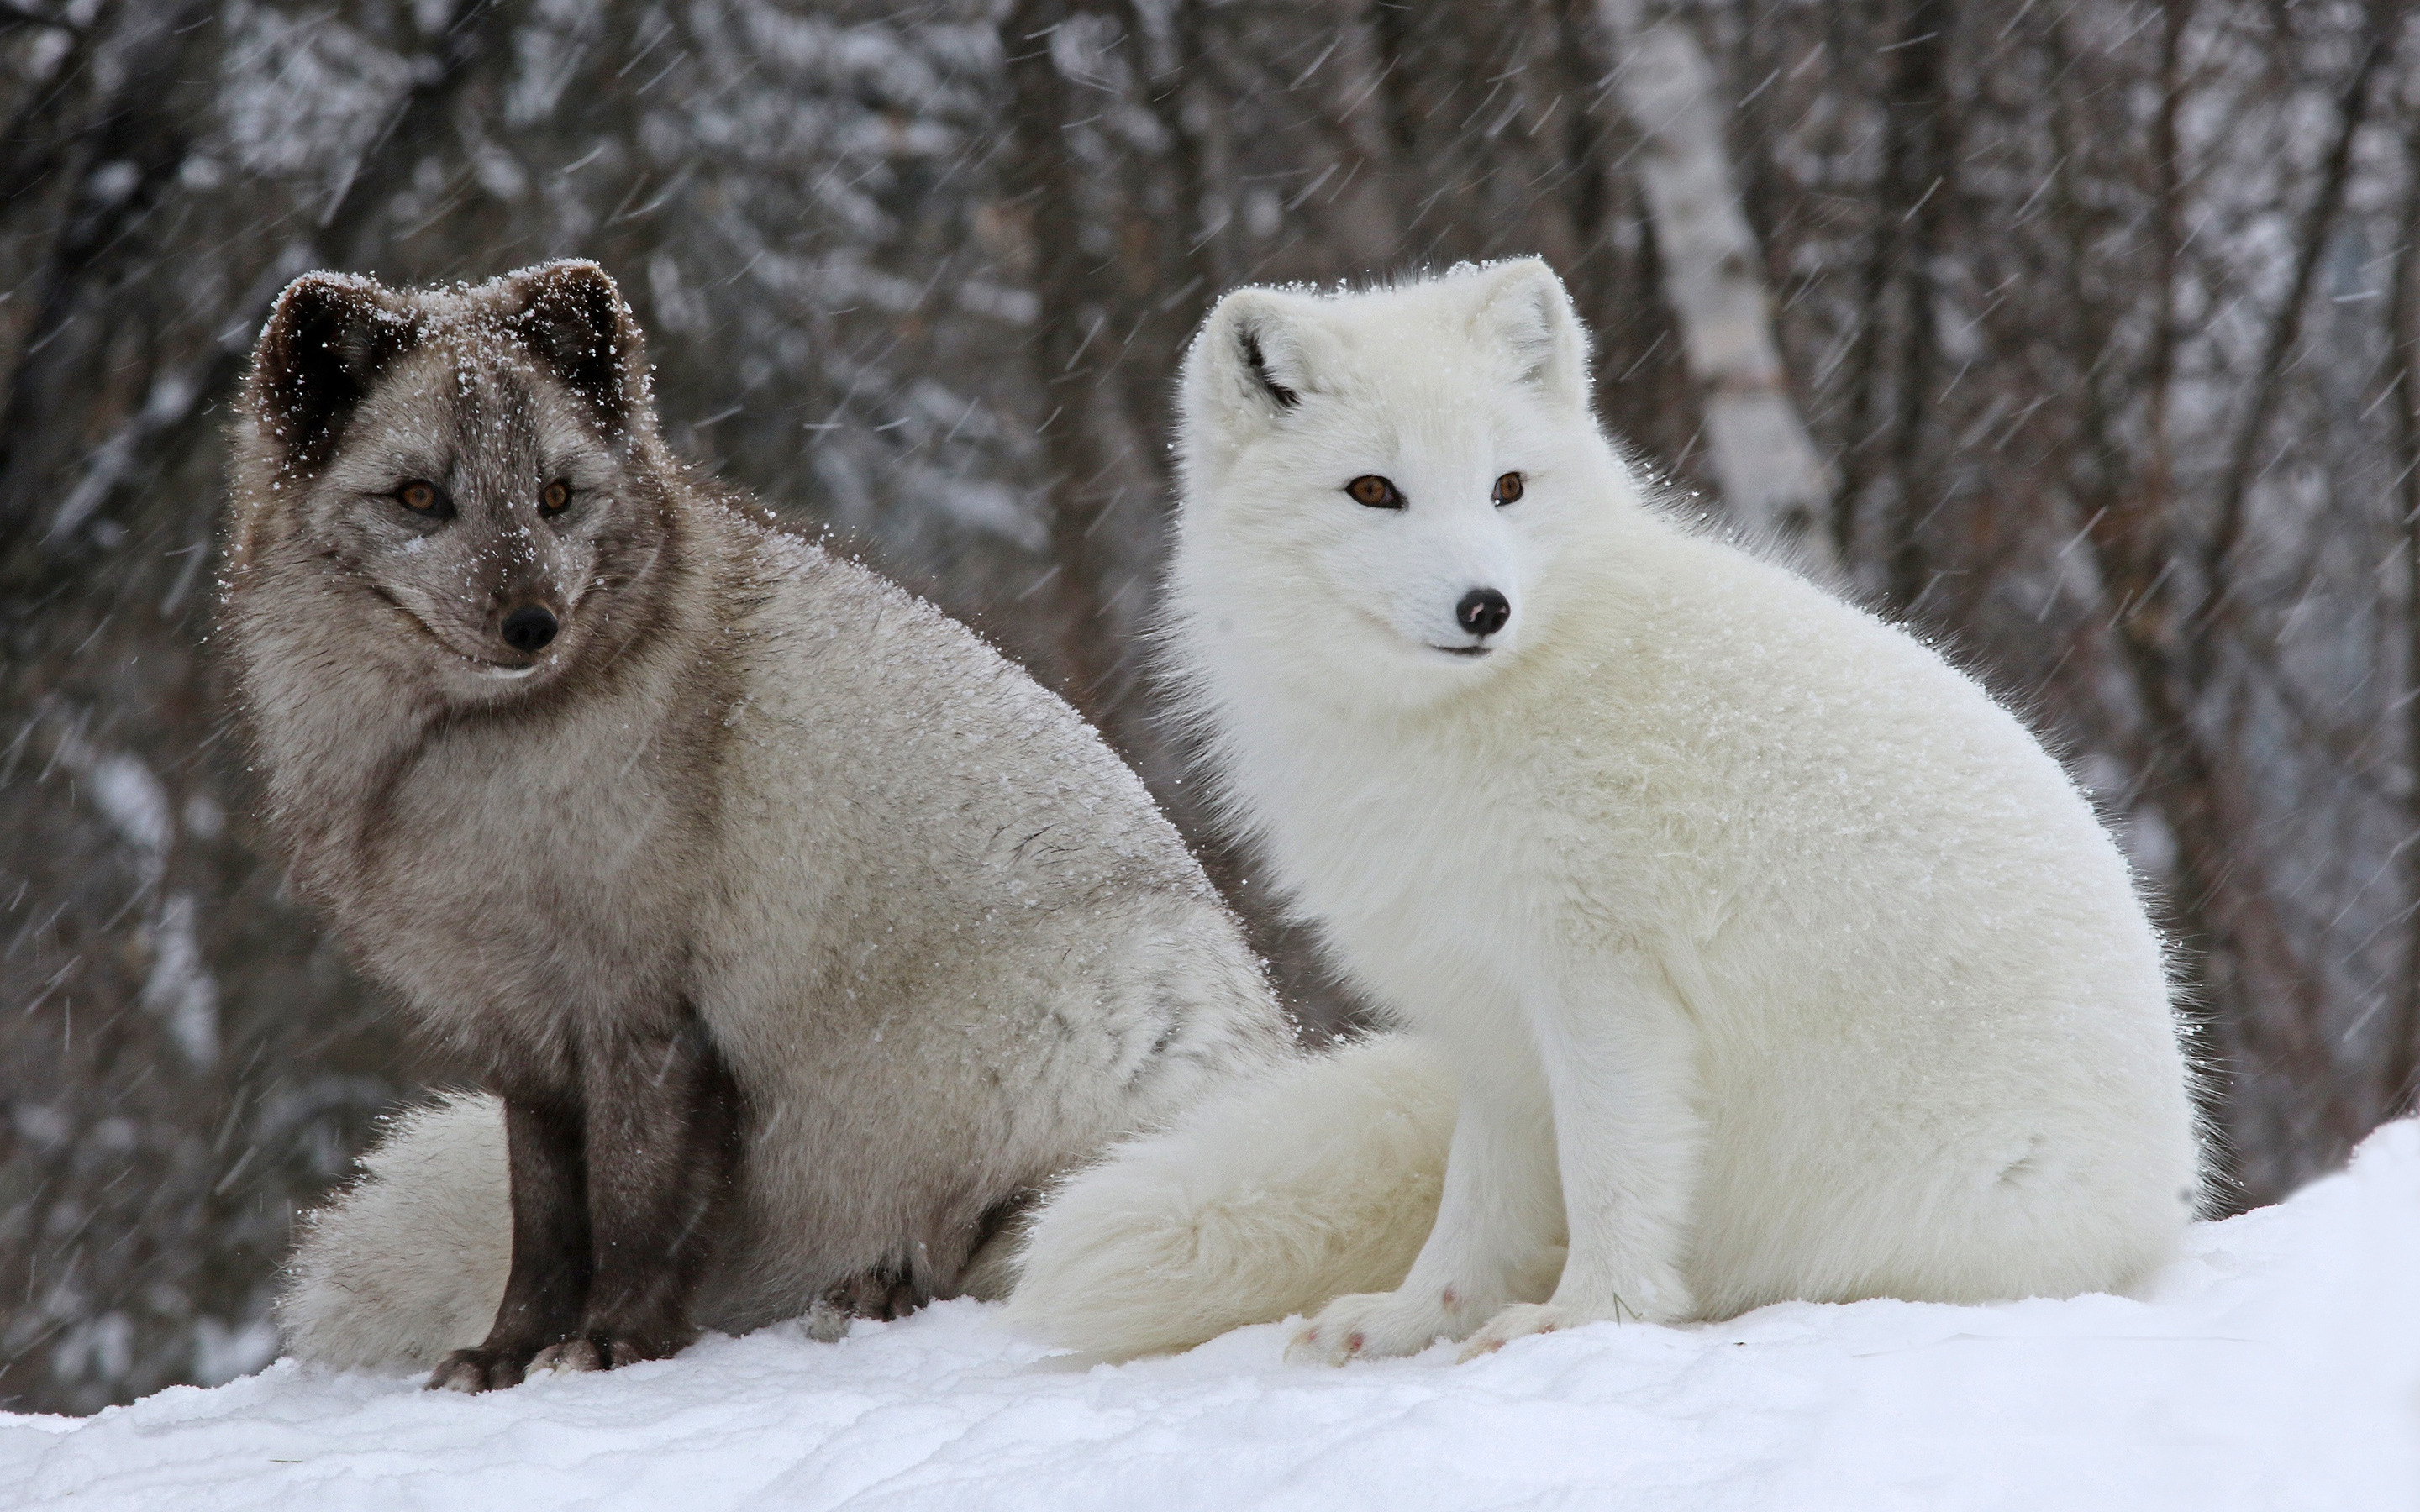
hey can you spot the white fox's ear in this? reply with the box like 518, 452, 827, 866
1469, 259, 1591, 411
1185, 286, 1325, 431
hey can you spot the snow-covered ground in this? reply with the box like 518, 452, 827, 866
8, 1119, 2417, 1511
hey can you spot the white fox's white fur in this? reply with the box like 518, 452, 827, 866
1003, 1036, 1469, 1359
1003, 260, 2202, 1363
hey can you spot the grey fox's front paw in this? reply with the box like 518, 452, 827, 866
427, 1345, 537, 1393
433, 1324, 696, 1390
527, 1337, 612, 1376
525, 1325, 695, 1377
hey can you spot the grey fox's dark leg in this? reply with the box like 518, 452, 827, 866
814, 1186, 1040, 1330
427, 1095, 592, 1392
821, 1263, 931, 1323
539, 1009, 743, 1372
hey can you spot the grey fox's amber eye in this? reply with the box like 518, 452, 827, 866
1493, 472, 1523, 505
397, 480, 448, 516
1346, 475, 1404, 509
540, 480, 570, 515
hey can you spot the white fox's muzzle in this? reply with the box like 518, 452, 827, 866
1370, 524, 1523, 664
1441, 587, 1512, 656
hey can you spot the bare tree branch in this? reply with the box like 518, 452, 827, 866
3, 0, 521, 571
1876, 0, 1954, 611
0, 0, 114, 213
2202, 0, 2403, 642
997, 0, 1141, 735
0, 0, 211, 563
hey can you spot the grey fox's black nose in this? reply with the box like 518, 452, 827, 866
1457, 588, 1511, 638
501, 606, 558, 654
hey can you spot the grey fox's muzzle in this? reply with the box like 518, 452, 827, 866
499, 605, 558, 654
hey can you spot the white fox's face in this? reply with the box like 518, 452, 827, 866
1171, 260, 1631, 711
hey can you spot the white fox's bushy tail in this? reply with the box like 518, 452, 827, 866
1002, 1035, 1455, 1360
276, 1094, 509, 1368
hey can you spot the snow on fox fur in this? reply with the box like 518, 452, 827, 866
1003, 260, 2203, 1363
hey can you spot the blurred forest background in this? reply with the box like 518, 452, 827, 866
4, 0, 2419, 1414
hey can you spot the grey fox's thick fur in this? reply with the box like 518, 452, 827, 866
226, 262, 1297, 1387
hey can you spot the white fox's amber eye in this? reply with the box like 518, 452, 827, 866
1493, 472, 1524, 505
540, 480, 571, 515
1346, 475, 1404, 509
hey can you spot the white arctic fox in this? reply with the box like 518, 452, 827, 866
1002, 260, 2202, 1363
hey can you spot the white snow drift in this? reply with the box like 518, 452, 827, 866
4, 1117, 2414, 1512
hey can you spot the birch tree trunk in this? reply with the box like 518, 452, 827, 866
1597, 0, 1836, 571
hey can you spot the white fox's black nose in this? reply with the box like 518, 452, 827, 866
501, 606, 558, 654
1457, 589, 1511, 638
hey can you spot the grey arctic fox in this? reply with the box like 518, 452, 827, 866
224, 261, 1300, 1389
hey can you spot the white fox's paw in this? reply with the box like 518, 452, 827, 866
1286, 1289, 1463, 1366
1455, 1301, 1576, 1359
1455, 1270, 1691, 1361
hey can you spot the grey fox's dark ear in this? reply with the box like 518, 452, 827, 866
249, 272, 418, 470
504, 260, 651, 437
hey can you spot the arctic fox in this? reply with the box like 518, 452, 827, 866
224, 262, 1293, 1389
1003, 260, 2202, 1363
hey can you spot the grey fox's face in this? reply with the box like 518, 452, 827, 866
235, 262, 671, 699
1174, 259, 1624, 707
